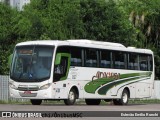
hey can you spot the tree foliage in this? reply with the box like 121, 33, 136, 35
117, 0, 160, 78
0, 3, 17, 74
17, 0, 137, 45
0, 0, 160, 78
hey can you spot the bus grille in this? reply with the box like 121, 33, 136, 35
18, 85, 39, 91
19, 92, 37, 97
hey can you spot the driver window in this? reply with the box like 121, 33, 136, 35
54, 56, 68, 81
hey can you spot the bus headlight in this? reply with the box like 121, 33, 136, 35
39, 83, 51, 90
9, 82, 17, 90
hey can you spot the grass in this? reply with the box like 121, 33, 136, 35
0, 100, 8, 104
0, 99, 31, 104
1, 99, 160, 105
129, 99, 160, 104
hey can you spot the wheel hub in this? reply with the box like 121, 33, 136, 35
122, 93, 128, 103
69, 91, 75, 101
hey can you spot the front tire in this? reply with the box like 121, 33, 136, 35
113, 89, 129, 105
64, 89, 77, 105
85, 99, 101, 105
30, 99, 42, 105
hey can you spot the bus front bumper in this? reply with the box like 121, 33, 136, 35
9, 87, 52, 99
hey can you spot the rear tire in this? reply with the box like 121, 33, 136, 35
113, 89, 129, 105
85, 99, 101, 105
64, 89, 77, 105
30, 99, 42, 105
113, 99, 120, 105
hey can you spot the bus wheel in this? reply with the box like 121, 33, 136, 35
30, 99, 42, 105
113, 99, 120, 105
85, 99, 101, 105
113, 89, 129, 105
64, 89, 77, 105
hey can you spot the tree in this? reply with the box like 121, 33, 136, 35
117, 0, 160, 78
0, 3, 17, 74
79, 0, 137, 46
1, 0, 160, 77
20, 0, 136, 44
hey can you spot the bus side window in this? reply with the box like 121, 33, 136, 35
148, 55, 153, 71
85, 49, 98, 67
70, 47, 82, 66
113, 51, 125, 69
128, 53, 139, 70
54, 56, 68, 81
139, 55, 148, 71
54, 46, 70, 81
100, 50, 111, 68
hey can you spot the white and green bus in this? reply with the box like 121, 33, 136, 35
9, 40, 154, 105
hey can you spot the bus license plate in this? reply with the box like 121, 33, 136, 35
24, 91, 32, 94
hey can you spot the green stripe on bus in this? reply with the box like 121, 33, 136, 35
84, 72, 152, 94
98, 76, 150, 95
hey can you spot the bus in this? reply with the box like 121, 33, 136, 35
9, 40, 154, 105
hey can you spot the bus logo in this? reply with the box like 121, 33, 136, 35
92, 71, 120, 81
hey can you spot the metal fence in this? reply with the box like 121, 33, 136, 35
0, 75, 9, 101
0, 75, 28, 102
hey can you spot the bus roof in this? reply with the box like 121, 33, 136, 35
67, 40, 125, 47
16, 40, 67, 46
16, 40, 153, 54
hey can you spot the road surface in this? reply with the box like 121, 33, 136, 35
0, 103, 160, 120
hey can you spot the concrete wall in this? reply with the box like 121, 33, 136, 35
152, 80, 160, 99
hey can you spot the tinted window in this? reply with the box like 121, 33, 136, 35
85, 49, 98, 67
70, 47, 82, 66
128, 53, 139, 70
100, 50, 111, 68
148, 55, 153, 71
139, 54, 148, 71
54, 56, 69, 81
56, 46, 69, 53
113, 51, 125, 69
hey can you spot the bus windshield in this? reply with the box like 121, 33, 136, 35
10, 46, 54, 82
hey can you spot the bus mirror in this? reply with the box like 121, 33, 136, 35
55, 53, 62, 65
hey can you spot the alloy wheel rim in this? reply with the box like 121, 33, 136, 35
122, 93, 128, 103
69, 91, 75, 101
